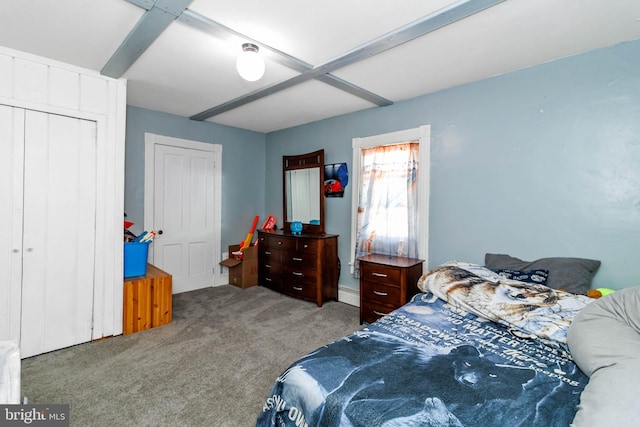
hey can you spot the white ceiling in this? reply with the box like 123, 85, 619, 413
1, 0, 639, 133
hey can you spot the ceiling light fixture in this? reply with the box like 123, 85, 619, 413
236, 43, 265, 82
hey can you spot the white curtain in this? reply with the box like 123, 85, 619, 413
354, 142, 419, 277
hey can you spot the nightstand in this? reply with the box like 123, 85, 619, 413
358, 254, 424, 324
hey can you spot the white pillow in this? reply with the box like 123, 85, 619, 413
567, 287, 640, 427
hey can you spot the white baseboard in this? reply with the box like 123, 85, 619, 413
218, 251, 229, 286
338, 285, 359, 307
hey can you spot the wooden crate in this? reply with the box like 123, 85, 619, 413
148, 264, 172, 327
123, 264, 172, 335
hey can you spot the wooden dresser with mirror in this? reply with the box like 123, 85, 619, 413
257, 149, 339, 306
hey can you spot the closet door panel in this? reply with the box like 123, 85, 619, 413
0, 105, 24, 343
13, 58, 48, 104
21, 110, 96, 357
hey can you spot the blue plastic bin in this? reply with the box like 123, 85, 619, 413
124, 241, 151, 278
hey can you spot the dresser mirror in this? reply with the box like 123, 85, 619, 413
283, 149, 325, 234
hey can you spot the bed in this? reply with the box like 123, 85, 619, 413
256, 256, 602, 427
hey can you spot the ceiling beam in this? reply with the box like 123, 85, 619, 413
109, 1, 391, 106
101, 0, 194, 78
190, 0, 505, 122
178, 10, 393, 108
123, 0, 154, 11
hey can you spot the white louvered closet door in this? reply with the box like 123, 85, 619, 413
0, 105, 23, 345
0, 105, 97, 358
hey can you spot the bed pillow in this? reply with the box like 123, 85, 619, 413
492, 268, 549, 285
567, 287, 640, 426
484, 253, 600, 295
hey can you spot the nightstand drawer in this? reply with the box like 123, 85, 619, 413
361, 281, 401, 305
360, 262, 401, 286
361, 300, 396, 324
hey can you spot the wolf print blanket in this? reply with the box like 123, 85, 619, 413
418, 262, 594, 346
256, 293, 587, 427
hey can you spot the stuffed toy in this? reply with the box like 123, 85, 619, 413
587, 288, 616, 299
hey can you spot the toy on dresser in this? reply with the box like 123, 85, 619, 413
290, 221, 303, 235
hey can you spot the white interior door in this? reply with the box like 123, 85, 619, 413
20, 110, 96, 358
151, 142, 217, 293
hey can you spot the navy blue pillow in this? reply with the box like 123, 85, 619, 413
492, 268, 549, 285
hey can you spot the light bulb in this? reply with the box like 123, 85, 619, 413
236, 43, 265, 82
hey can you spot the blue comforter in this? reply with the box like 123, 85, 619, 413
256, 288, 587, 427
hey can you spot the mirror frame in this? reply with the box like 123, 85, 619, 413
283, 149, 325, 234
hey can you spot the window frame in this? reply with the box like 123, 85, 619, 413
349, 125, 430, 274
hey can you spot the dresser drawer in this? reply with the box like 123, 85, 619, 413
282, 252, 317, 269
259, 261, 281, 276
281, 281, 317, 300
361, 280, 401, 306
296, 239, 318, 255
260, 234, 296, 251
259, 246, 281, 263
260, 273, 281, 291
360, 262, 401, 286
282, 266, 317, 285
361, 300, 396, 324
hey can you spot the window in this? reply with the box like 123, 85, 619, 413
350, 126, 430, 276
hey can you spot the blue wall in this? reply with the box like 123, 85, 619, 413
264, 39, 640, 291
124, 106, 266, 249
124, 40, 640, 291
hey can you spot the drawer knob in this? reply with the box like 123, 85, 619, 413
265, 251, 272, 255
265, 264, 271, 268
265, 278, 272, 282
373, 290, 388, 296
293, 286, 303, 291
292, 257, 303, 261
372, 272, 388, 277
293, 271, 303, 276
277, 241, 283, 245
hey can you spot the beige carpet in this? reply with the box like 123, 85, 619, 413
21, 285, 361, 427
